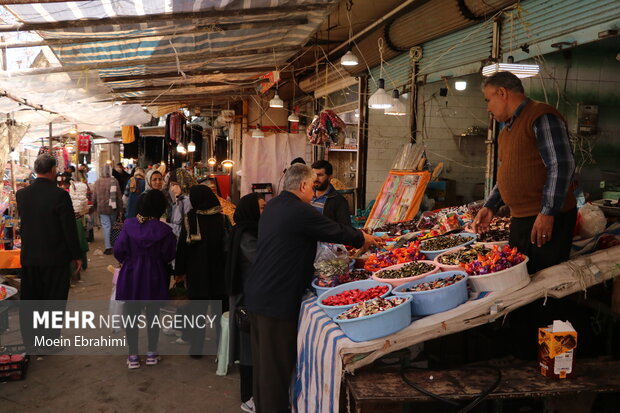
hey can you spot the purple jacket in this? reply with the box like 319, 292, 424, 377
114, 218, 177, 301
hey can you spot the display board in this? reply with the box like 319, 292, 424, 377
364, 171, 430, 230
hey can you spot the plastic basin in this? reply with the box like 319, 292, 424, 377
372, 260, 439, 287
392, 271, 469, 316
316, 279, 393, 319
433, 247, 467, 272
334, 296, 412, 342
311, 279, 334, 297
467, 257, 530, 292
419, 233, 478, 260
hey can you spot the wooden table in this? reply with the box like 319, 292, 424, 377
345, 359, 620, 412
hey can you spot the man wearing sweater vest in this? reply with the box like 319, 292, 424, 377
473, 71, 577, 274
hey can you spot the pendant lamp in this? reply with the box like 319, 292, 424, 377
269, 90, 284, 108
384, 90, 406, 116
252, 125, 265, 138
187, 141, 196, 152
176, 142, 186, 154
341, 49, 359, 66
368, 79, 393, 109
287, 113, 300, 123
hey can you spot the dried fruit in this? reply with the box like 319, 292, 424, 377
401, 274, 465, 292
321, 285, 389, 306
421, 234, 472, 251
437, 245, 491, 266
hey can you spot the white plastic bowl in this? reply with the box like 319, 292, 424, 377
467, 257, 530, 292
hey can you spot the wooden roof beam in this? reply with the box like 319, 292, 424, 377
0, 18, 308, 49
0, 3, 333, 32
100, 67, 274, 83
112, 82, 257, 93
9, 45, 298, 76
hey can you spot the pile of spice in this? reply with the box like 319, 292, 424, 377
321, 285, 389, 306
421, 234, 472, 251
437, 245, 491, 266
337, 297, 408, 320
364, 241, 425, 272
375, 261, 436, 279
476, 217, 511, 243
461, 245, 526, 275
400, 273, 465, 292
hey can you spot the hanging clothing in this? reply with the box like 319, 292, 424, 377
124, 168, 146, 219
77, 134, 91, 154
123, 126, 141, 159
121, 126, 136, 143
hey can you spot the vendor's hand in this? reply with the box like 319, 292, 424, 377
472, 207, 494, 233
531, 213, 554, 247
174, 275, 186, 284
73, 259, 82, 275
361, 232, 381, 251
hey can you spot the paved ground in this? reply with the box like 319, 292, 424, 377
0, 229, 242, 413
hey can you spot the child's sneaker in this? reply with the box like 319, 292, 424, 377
127, 355, 140, 369
240, 397, 255, 413
145, 352, 160, 366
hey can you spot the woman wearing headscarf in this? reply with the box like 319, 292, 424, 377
114, 190, 177, 369
124, 167, 145, 218
175, 184, 228, 356
225, 193, 265, 413
145, 169, 164, 191
92, 164, 123, 255
168, 168, 197, 238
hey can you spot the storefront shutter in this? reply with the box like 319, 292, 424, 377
368, 52, 412, 95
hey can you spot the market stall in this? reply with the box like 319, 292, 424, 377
294, 244, 620, 412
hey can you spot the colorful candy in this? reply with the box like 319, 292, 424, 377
321, 286, 389, 306
337, 297, 407, 320
364, 241, 425, 272
461, 245, 526, 275
401, 274, 465, 292
437, 245, 491, 266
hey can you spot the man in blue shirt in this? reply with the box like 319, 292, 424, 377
311, 160, 352, 226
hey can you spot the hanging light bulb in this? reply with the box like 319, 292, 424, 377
176, 142, 186, 154
384, 90, 406, 116
368, 78, 393, 109
251, 125, 265, 138
341, 49, 359, 66
65, 144, 74, 152
287, 113, 300, 123
269, 89, 284, 108
187, 141, 196, 152
207, 157, 217, 166
221, 159, 235, 168
454, 80, 467, 91
9, 150, 19, 161
69, 125, 78, 135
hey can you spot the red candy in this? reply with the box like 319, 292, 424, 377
321, 286, 389, 306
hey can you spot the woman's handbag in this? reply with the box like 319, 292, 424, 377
110, 215, 124, 246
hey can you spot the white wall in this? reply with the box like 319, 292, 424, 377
419, 73, 488, 203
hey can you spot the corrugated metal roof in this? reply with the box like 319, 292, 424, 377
4, 0, 335, 105
500, 0, 620, 55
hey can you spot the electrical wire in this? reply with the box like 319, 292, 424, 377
400, 365, 502, 412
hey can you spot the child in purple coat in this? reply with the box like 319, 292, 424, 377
114, 190, 177, 369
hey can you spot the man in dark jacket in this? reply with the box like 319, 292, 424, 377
245, 163, 377, 413
311, 159, 351, 226
17, 153, 83, 352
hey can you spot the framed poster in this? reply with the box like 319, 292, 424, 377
364, 171, 431, 230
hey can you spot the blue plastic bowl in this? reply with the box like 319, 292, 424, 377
419, 233, 478, 260
317, 279, 392, 319
311, 278, 335, 297
392, 271, 469, 316
333, 296, 412, 342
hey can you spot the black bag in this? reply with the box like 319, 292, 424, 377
110, 216, 124, 247
235, 305, 251, 332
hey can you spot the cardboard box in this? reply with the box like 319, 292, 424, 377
538, 320, 578, 379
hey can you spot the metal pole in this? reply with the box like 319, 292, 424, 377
484, 17, 502, 198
